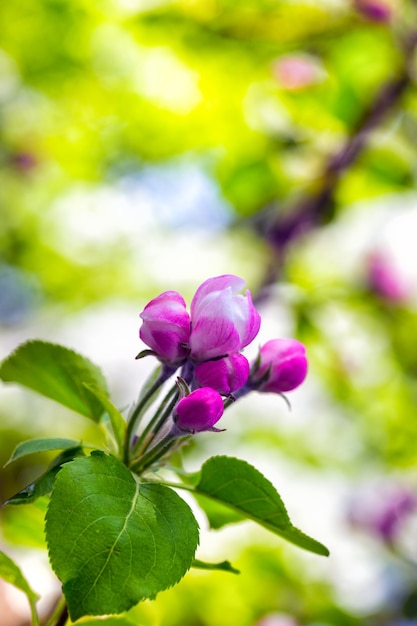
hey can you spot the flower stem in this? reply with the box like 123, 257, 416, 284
123, 375, 169, 464
130, 385, 179, 458
130, 435, 179, 474
42, 595, 68, 626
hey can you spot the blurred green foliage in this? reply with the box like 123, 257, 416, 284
1, 0, 417, 624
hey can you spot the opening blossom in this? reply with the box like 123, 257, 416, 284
139, 274, 261, 367
136, 275, 308, 461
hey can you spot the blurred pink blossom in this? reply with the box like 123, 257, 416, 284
273, 55, 323, 91
366, 251, 410, 303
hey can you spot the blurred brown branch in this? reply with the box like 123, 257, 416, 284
251, 27, 417, 301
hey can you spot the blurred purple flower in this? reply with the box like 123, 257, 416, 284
355, 0, 392, 22
348, 484, 417, 544
174, 387, 224, 433
194, 353, 250, 395
251, 339, 308, 394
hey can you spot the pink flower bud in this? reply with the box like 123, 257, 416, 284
174, 387, 224, 433
194, 353, 250, 395
189, 275, 261, 362
253, 339, 308, 393
139, 291, 191, 365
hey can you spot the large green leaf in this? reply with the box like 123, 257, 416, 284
0, 340, 108, 420
46, 452, 199, 621
194, 456, 329, 557
0, 551, 40, 626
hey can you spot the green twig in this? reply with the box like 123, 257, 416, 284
42, 595, 68, 626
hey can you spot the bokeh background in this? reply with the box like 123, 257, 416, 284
1, 0, 417, 624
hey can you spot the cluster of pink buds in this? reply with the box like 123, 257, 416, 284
136, 275, 308, 442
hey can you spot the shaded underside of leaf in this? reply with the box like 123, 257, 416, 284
46, 452, 199, 621
4, 447, 85, 506
0, 340, 108, 420
195, 455, 329, 557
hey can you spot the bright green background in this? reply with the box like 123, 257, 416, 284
1, 0, 417, 624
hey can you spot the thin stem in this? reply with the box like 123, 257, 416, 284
131, 385, 179, 458
42, 595, 68, 626
123, 375, 170, 464
130, 436, 179, 474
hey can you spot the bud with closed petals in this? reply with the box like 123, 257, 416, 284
194, 353, 250, 396
139, 291, 191, 366
174, 387, 224, 433
251, 339, 308, 393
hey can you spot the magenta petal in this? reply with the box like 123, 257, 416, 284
191, 275, 245, 319
195, 354, 249, 395
174, 387, 224, 432
190, 316, 240, 362
139, 290, 191, 364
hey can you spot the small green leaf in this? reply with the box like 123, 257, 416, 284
4, 447, 85, 505
46, 453, 199, 620
83, 383, 126, 453
192, 559, 240, 574
194, 456, 329, 557
0, 340, 108, 420
0, 550, 40, 626
4, 437, 81, 467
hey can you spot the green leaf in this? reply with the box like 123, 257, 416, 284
4, 437, 81, 466
194, 456, 329, 557
83, 383, 126, 454
75, 616, 140, 626
192, 559, 240, 574
0, 550, 40, 626
46, 452, 199, 621
4, 447, 85, 505
193, 493, 244, 529
2, 498, 48, 547
0, 340, 108, 420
